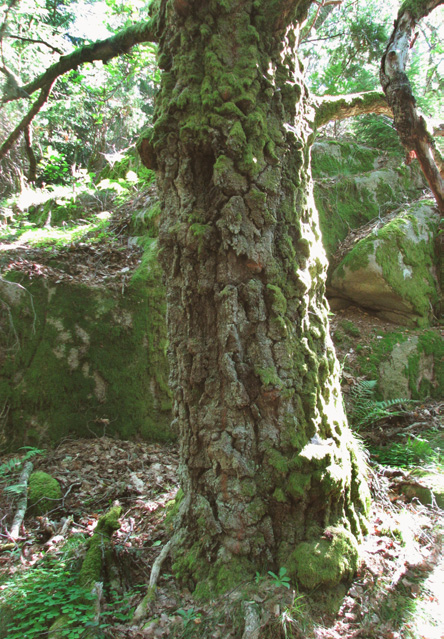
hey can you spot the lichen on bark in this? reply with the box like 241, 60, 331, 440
146, 0, 370, 595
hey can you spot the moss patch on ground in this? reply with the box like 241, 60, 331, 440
28, 471, 62, 515
79, 506, 122, 587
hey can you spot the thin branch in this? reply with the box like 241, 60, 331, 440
24, 124, 37, 182
314, 90, 392, 128
301, 0, 343, 43
10, 461, 33, 539
0, 80, 54, 161
2, 18, 158, 105
5, 34, 64, 54
302, 32, 345, 43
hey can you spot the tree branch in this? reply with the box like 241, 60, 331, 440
24, 124, 37, 182
380, 0, 444, 212
10, 461, 33, 539
314, 90, 392, 128
2, 19, 158, 105
5, 34, 63, 55
0, 81, 54, 162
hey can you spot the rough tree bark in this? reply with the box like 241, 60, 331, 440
142, 0, 370, 597
380, 0, 444, 212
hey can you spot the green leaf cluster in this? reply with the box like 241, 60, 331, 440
0, 551, 96, 639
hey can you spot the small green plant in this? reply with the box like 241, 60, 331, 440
268, 567, 291, 589
348, 380, 412, 430
255, 571, 265, 584
99, 588, 139, 625
1, 550, 97, 639
0, 447, 45, 497
176, 607, 202, 628
281, 591, 308, 638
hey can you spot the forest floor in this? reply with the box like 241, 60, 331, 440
0, 404, 442, 639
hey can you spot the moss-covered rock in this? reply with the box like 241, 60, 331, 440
28, 471, 62, 515
358, 329, 443, 400
328, 200, 440, 326
287, 525, 359, 590
311, 140, 426, 259
0, 268, 172, 451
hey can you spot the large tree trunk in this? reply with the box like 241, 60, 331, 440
150, 0, 369, 595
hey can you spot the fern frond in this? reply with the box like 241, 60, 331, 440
0, 458, 21, 477
348, 379, 413, 430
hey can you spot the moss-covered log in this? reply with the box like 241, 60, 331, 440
146, 0, 370, 597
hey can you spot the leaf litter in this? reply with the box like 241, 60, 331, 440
0, 434, 442, 639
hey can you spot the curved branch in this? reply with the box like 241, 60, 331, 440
0, 81, 54, 162
2, 19, 158, 105
314, 90, 392, 128
5, 34, 63, 55
380, 0, 444, 212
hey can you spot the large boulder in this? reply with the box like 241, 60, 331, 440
327, 200, 441, 326
0, 270, 172, 452
358, 329, 443, 400
312, 140, 426, 258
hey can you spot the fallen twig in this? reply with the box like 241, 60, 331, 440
9, 460, 33, 539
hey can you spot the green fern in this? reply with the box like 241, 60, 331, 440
0, 447, 45, 478
370, 436, 439, 468
348, 380, 412, 430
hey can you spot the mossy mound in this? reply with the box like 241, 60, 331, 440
79, 506, 122, 588
312, 140, 381, 178
287, 525, 359, 590
28, 471, 62, 515
328, 200, 440, 326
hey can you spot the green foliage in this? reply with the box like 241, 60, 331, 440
268, 566, 291, 589
351, 115, 403, 152
347, 380, 412, 430
0, 550, 96, 639
371, 434, 441, 468
0, 447, 44, 479
39, 146, 71, 185
301, 0, 397, 97
0, 447, 45, 497
176, 608, 202, 628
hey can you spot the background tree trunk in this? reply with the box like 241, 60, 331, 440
151, 0, 369, 595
